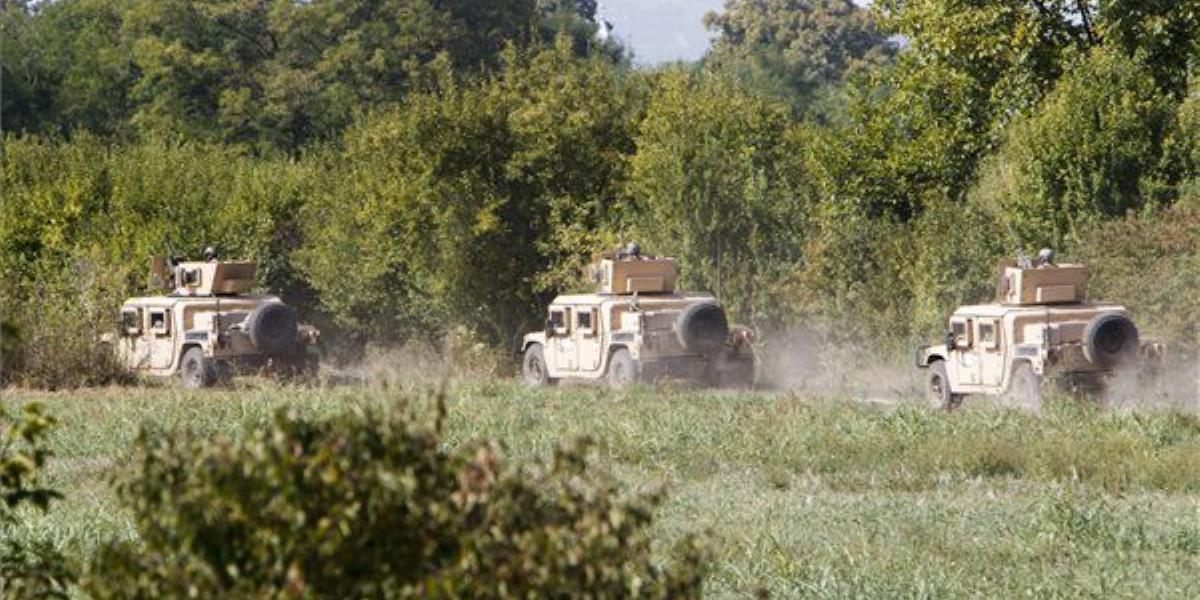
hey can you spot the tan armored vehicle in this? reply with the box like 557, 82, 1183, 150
916, 250, 1162, 409
106, 247, 319, 389
520, 244, 755, 388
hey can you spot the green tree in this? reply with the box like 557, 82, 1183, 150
704, 0, 893, 108
120, 0, 545, 152
971, 48, 1188, 249
628, 70, 807, 325
300, 39, 641, 344
0, 0, 132, 137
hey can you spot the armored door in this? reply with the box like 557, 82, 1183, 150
145, 307, 175, 369
574, 306, 602, 372
948, 317, 979, 386
549, 307, 577, 371
975, 319, 1004, 387
118, 307, 150, 368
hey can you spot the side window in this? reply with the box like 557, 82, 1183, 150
950, 319, 971, 349
148, 309, 169, 334
121, 308, 142, 335
577, 308, 595, 335
549, 308, 569, 335
979, 321, 997, 348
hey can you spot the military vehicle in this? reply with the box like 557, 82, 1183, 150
105, 247, 319, 389
520, 244, 755, 388
916, 249, 1163, 410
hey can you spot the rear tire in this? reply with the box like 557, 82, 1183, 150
522, 344, 554, 388
606, 348, 638, 388
926, 361, 961, 410
1005, 362, 1042, 412
180, 347, 217, 389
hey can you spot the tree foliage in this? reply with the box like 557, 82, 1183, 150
300, 40, 641, 344
1, 0, 621, 153
972, 48, 1192, 249
628, 70, 808, 325
704, 0, 894, 108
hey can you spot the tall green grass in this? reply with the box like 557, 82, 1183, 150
3, 383, 1198, 598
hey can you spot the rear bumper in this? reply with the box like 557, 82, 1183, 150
639, 355, 712, 382
638, 353, 756, 385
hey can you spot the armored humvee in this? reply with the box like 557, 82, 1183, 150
106, 248, 319, 389
916, 250, 1162, 410
520, 245, 755, 388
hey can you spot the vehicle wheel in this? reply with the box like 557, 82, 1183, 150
1006, 362, 1042, 412
522, 344, 554, 388
180, 347, 217, 389
606, 348, 638, 388
926, 361, 961, 410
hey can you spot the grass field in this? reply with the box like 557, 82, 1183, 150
4, 381, 1200, 598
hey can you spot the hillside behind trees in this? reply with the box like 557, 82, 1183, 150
2, 0, 1197, 387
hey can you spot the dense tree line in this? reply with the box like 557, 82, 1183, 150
1, 0, 1198, 386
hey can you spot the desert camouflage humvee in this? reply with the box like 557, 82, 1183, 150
520, 244, 755, 388
106, 247, 319, 388
916, 249, 1163, 410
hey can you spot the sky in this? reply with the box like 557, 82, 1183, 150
597, 0, 726, 65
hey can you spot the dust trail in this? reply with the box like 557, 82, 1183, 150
752, 327, 921, 401
753, 328, 1199, 412
323, 335, 511, 389
1102, 354, 1200, 412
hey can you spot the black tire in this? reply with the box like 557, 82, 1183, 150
926, 360, 961, 410
522, 344, 554, 388
1006, 362, 1042, 412
606, 348, 638, 388
180, 347, 217, 389
246, 302, 298, 355
676, 303, 729, 355
1083, 312, 1139, 368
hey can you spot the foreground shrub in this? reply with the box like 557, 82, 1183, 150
85, 401, 704, 598
0, 403, 72, 598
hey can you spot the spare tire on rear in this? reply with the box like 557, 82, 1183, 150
676, 303, 729, 355
246, 302, 298, 355
1083, 312, 1138, 367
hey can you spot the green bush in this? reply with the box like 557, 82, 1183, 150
1074, 202, 1200, 351
0, 403, 73, 599
84, 401, 704, 598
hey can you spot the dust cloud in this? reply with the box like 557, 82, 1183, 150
1101, 355, 1200, 412
752, 327, 923, 402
